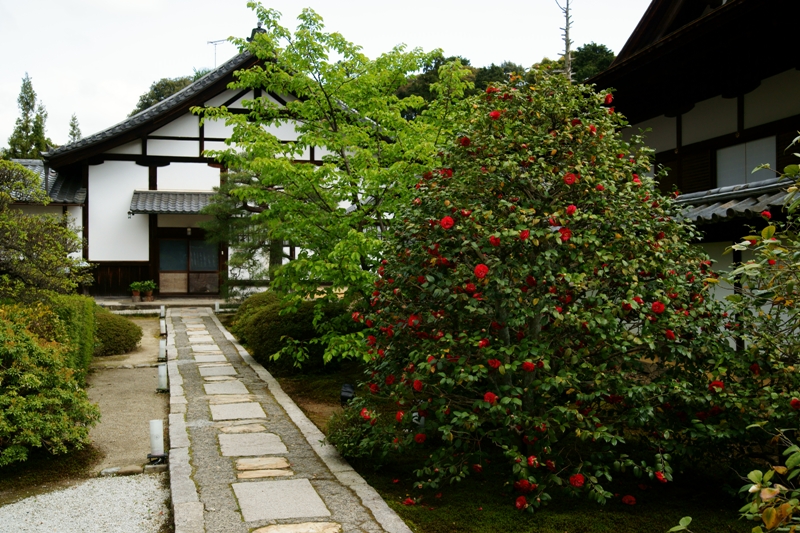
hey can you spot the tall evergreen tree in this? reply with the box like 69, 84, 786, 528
5, 74, 50, 159
67, 114, 82, 144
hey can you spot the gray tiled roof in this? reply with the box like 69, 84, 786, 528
129, 190, 215, 215
674, 177, 789, 223
44, 51, 254, 160
11, 159, 86, 204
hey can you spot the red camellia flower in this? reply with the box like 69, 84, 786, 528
489, 110, 501, 120
589, 124, 597, 135
440, 216, 455, 229
566, 204, 577, 216
408, 314, 421, 328
665, 329, 676, 341
651, 301, 666, 314
489, 235, 501, 247
522, 361, 535, 372
596, 184, 605, 191
465, 282, 477, 293
632, 175, 642, 185
559, 227, 572, 242
478, 338, 490, 349
367, 335, 377, 346
527, 455, 538, 467
486, 86, 499, 94
403, 497, 415, 506
761, 210, 772, 219
352, 311, 362, 322
474, 264, 489, 278
633, 296, 644, 305
791, 398, 800, 410
460, 209, 472, 217
708, 380, 724, 392
417, 275, 426, 284
459, 136, 471, 147
472, 464, 483, 473
749, 363, 760, 375
484, 392, 498, 405
514, 479, 534, 493
520, 229, 530, 240
569, 474, 585, 488
515, 496, 528, 510
385, 374, 396, 385
571, 118, 582, 126
360, 408, 371, 420
621, 302, 632, 311
369, 383, 380, 394
769, 259, 777, 265
655, 471, 667, 483
414, 433, 426, 444
605, 93, 614, 105
563, 173, 577, 185
487, 359, 502, 369
545, 460, 556, 472
413, 379, 423, 392
622, 495, 636, 505
396, 411, 404, 421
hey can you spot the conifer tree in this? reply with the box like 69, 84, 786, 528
67, 114, 82, 144
5, 74, 50, 159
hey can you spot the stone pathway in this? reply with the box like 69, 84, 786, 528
166, 308, 410, 533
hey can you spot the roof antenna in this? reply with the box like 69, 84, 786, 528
207, 39, 226, 68
247, 22, 266, 43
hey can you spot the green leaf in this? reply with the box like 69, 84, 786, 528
762, 226, 776, 240
748, 470, 763, 484
786, 452, 800, 470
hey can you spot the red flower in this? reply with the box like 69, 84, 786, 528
621, 495, 636, 505
472, 463, 483, 473
369, 383, 380, 394
489, 235, 501, 247
474, 264, 489, 278
408, 314, 421, 328
569, 473, 585, 488
563, 173, 577, 185
459, 136, 471, 147
519, 229, 530, 240
515, 496, 528, 510
558, 227, 572, 242
367, 335, 377, 346
545, 460, 556, 472
352, 311, 362, 322
360, 408, 371, 420
440, 168, 453, 178
566, 204, 577, 216
665, 329, 676, 341
484, 392, 498, 405
589, 124, 597, 135
633, 296, 644, 305
527, 455, 538, 467
486, 86, 499, 94
385, 374, 396, 385
487, 359, 501, 369
651, 301, 665, 314
514, 479, 534, 493
621, 302, 632, 311
478, 338, 490, 349
769, 259, 777, 265
596, 184, 605, 191
604, 93, 614, 105
708, 380, 724, 392
655, 471, 667, 483
460, 209, 472, 217
465, 282, 477, 293
791, 398, 800, 410
749, 363, 760, 375
489, 110, 501, 120
571, 118, 582, 126
413, 379, 423, 392
608, 107, 615, 114
396, 410, 404, 421
403, 497, 415, 506
414, 433, 426, 444
522, 361, 535, 372
417, 275, 426, 284
761, 210, 772, 219
440, 216, 455, 229
632, 175, 642, 185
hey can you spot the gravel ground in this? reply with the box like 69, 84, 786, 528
0, 474, 170, 533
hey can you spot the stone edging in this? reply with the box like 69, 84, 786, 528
207, 313, 412, 533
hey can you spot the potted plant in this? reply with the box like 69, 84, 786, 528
140, 280, 158, 302
129, 281, 145, 302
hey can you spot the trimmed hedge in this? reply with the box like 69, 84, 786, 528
94, 309, 143, 356
229, 290, 282, 343
48, 294, 97, 380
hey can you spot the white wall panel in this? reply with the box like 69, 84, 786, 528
264, 121, 299, 141
229, 90, 255, 109
148, 139, 199, 157
205, 89, 241, 107
745, 69, 800, 129
204, 140, 230, 152
627, 115, 676, 153
151, 113, 199, 137
105, 140, 141, 155
204, 118, 236, 139
157, 163, 220, 191
702, 242, 735, 302
88, 161, 149, 261
682, 96, 736, 145
158, 214, 213, 227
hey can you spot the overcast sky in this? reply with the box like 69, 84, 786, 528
0, 0, 652, 149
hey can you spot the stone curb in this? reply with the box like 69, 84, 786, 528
166, 309, 205, 533
208, 313, 412, 533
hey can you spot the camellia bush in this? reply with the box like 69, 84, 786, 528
336, 72, 800, 510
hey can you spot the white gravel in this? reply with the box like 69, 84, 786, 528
0, 473, 170, 533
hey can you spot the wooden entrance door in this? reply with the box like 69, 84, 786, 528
158, 237, 220, 294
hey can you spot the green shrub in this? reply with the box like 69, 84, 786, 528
0, 314, 100, 466
47, 294, 96, 379
94, 309, 143, 356
230, 290, 282, 342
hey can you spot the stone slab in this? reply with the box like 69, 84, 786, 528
252, 523, 341, 533
189, 335, 215, 344
232, 479, 330, 522
192, 344, 223, 353
237, 469, 294, 479
199, 365, 237, 377
194, 354, 227, 363
210, 402, 266, 421
203, 376, 237, 382
208, 395, 255, 405
204, 381, 249, 395
220, 423, 266, 434
236, 457, 290, 470
219, 432, 286, 456
174, 501, 204, 533
186, 329, 209, 335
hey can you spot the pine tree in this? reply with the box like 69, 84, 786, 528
67, 114, 82, 144
5, 74, 50, 159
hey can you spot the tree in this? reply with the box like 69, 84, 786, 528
67, 114, 82, 144
572, 43, 616, 82
336, 71, 789, 509
5, 74, 50, 159
129, 68, 212, 116
473, 61, 526, 92
196, 4, 471, 353
0, 161, 92, 302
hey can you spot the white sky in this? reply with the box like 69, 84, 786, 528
0, 0, 651, 149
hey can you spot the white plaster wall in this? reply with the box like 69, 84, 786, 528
204, 118, 236, 139
158, 214, 214, 227
151, 113, 199, 137
105, 140, 141, 155
627, 115, 676, 153
682, 96, 737, 146
702, 241, 736, 302
148, 139, 199, 157
204, 140, 230, 152
88, 161, 149, 261
205, 89, 241, 108
717, 136, 776, 187
157, 163, 220, 191
264, 121, 299, 141
229, 90, 255, 108
745, 69, 800, 129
